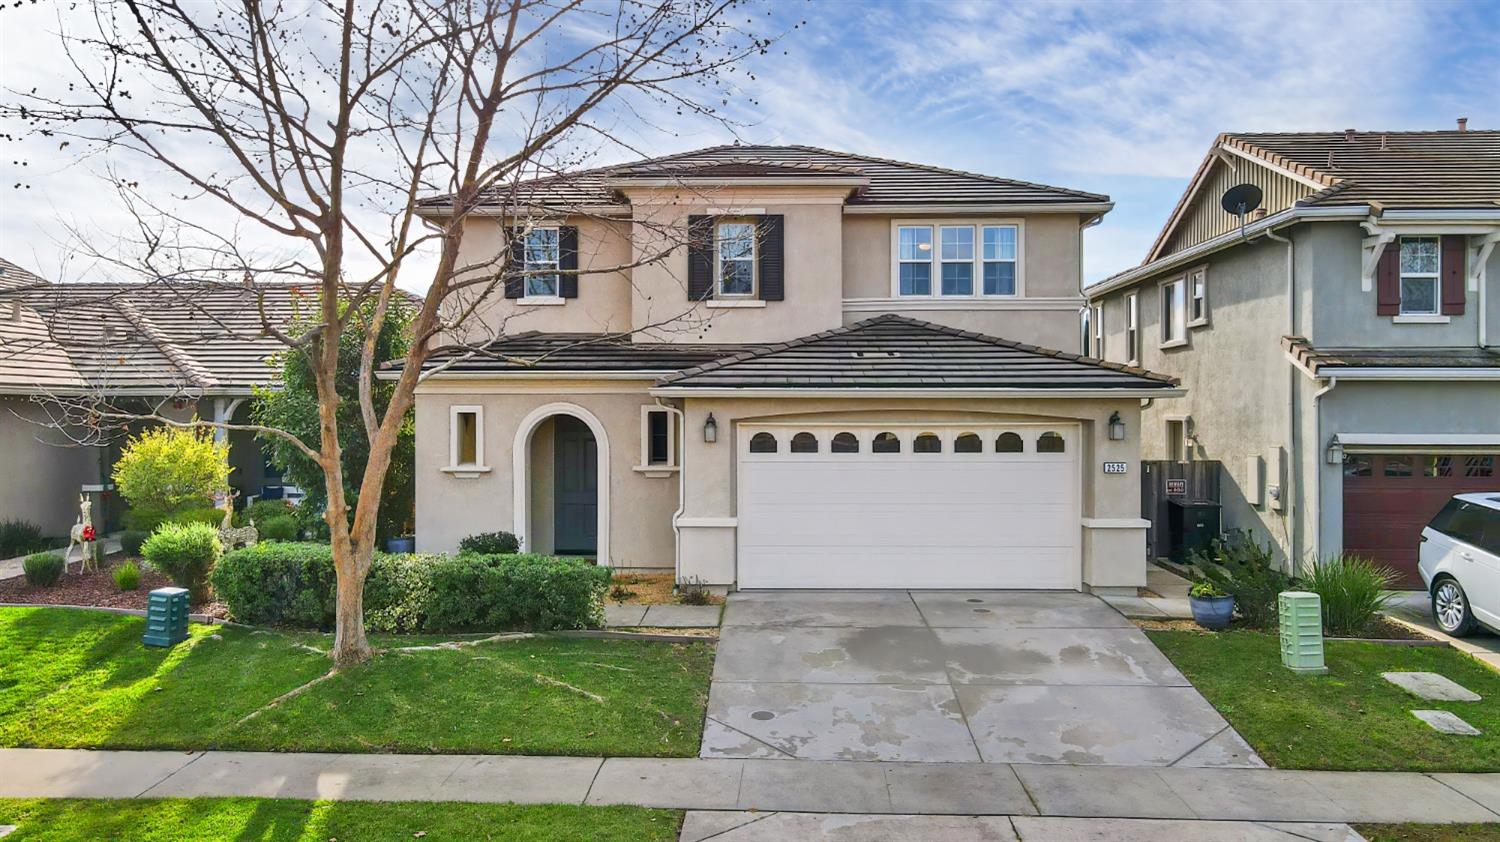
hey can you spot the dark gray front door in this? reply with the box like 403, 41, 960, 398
553, 415, 598, 555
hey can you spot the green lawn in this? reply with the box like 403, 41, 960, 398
1355, 824, 1500, 842
1149, 630, 1500, 771
0, 798, 681, 842
0, 606, 713, 756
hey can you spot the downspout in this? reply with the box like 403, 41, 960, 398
1476, 234, 1498, 350
1262, 226, 1299, 569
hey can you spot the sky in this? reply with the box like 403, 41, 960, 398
2, 0, 1498, 289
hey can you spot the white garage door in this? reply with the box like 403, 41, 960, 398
736, 423, 1081, 589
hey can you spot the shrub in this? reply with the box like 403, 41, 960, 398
112, 427, 230, 524
22, 552, 64, 587
113, 561, 141, 591
1191, 530, 1292, 629
237, 498, 296, 528
212, 543, 609, 632
120, 529, 151, 557
258, 516, 300, 542
458, 531, 520, 555
0, 519, 48, 558
169, 507, 228, 528
677, 576, 713, 606
1189, 580, 1227, 599
141, 522, 222, 603
1304, 554, 1398, 636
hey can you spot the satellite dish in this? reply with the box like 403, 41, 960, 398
1220, 184, 1264, 217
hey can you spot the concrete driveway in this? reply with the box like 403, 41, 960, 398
701, 590, 1264, 767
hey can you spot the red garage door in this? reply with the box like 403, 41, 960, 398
1343, 453, 1498, 587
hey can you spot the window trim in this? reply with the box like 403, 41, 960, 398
1396, 236, 1441, 316
1090, 303, 1104, 358
522, 226, 561, 300
1159, 276, 1188, 349
890, 218, 1024, 299
714, 218, 757, 299
443, 405, 491, 478
1125, 292, 1140, 365
1186, 265, 1209, 328
635, 406, 679, 475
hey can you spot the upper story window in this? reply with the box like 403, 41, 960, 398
894, 221, 1021, 298
1090, 304, 1104, 358
1398, 236, 1440, 315
524, 227, 561, 298
1079, 306, 1092, 356
1125, 292, 1140, 365
716, 220, 757, 297
1160, 276, 1187, 348
1187, 266, 1209, 326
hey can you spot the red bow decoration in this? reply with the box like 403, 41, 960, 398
82, 525, 97, 542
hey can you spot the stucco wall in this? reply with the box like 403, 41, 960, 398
0, 397, 101, 536
674, 397, 1145, 588
412, 381, 677, 570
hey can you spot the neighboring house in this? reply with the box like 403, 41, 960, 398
393, 145, 1182, 592
1085, 128, 1500, 586
0, 259, 313, 535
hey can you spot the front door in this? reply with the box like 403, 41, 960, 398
553, 416, 598, 556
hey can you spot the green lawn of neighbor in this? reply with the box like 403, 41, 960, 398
1355, 824, 1500, 842
1149, 629, 1500, 772
0, 606, 713, 757
0, 798, 681, 842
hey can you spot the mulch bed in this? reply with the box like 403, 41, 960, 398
608, 572, 724, 606
1134, 615, 1442, 644
0, 556, 225, 617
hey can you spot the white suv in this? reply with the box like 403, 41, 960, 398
1418, 493, 1500, 636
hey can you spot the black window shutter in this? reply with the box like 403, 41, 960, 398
504, 227, 525, 299
1440, 234, 1466, 315
687, 214, 714, 301
757, 214, 785, 301
559, 226, 579, 299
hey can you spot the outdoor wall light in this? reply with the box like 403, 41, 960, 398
1325, 437, 1344, 465
703, 413, 718, 443
1107, 411, 1126, 441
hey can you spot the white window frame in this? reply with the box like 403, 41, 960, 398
1079, 306, 1091, 356
1090, 303, 1104, 358
1186, 265, 1209, 328
1397, 236, 1441, 316
1125, 292, 1140, 365
635, 406, 679, 475
1159, 276, 1188, 349
443, 405, 491, 478
890, 219, 1024, 299
714, 218, 757, 299
522, 226, 562, 302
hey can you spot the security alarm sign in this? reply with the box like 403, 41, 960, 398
1166, 479, 1187, 495
1102, 462, 1128, 474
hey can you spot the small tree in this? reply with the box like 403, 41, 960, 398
113, 427, 231, 529
255, 299, 416, 542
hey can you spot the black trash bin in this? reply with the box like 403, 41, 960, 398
1167, 498, 1221, 563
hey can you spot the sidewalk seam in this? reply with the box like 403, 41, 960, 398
581, 757, 607, 805
134, 751, 206, 798
1425, 772, 1500, 820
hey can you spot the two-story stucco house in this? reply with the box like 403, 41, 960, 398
394, 145, 1181, 592
1086, 128, 1500, 586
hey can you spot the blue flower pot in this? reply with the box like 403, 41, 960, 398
1190, 595, 1235, 630
385, 537, 415, 554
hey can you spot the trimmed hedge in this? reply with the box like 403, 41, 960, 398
142, 522, 222, 602
258, 516, 300, 542
211, 542, 609, 633
22, 552, 64, 587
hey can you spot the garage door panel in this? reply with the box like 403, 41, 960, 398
739, 545, 1078, 590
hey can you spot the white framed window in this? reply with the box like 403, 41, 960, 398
638, 406, 677, 471
1090, 303, 1104, 358
1159, 276, 1187, 348
1125, 292, 1140, 365
1166, 418, 1188, 462
1187, 266, 1209, 327
523, 227, 561, 298
1398, 236, 1440, 315
444, 405, 490, 477
892, 220, 1022, 298
715, 219, 756, 297
1079, 306, 1091, 355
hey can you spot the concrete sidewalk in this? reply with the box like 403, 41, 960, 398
2, 748, 1496, 825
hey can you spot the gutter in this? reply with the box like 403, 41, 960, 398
843, 202, 1113, 216
649, 386, 1185, 399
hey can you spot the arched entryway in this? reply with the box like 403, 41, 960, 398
513, 403, 609, 561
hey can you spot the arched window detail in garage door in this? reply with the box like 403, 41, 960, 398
791, 432, 819, 453
995, 431, 1023, 452
749, 432, 778, 453
914, 432, 942, 453
872, 431, 901, 453
954, 432, 982, 453
831, 432, 859, 453
1037, 431, 1066, 453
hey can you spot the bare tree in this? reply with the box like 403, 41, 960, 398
3, 0, 778, 667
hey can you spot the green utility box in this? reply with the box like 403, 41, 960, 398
143, 587, 190, 648
1278, 591, 1327, 675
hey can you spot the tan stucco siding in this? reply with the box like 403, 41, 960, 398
456, 215, 635, 339
0, 397, 101, 536
412, 382, 676, 569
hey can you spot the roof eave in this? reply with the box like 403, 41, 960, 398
843, 202, 1113, 215
648, 386, 1185, 399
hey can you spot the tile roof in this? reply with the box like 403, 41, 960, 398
1284, 337, 1500, 374
0, 278, 326, 394
1224, 130, 1500, 209
422, 144, 1109, 211
657, 315, 1178, 391
396, 332, 763, 374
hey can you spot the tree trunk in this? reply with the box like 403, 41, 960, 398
331, 558, 372, 668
